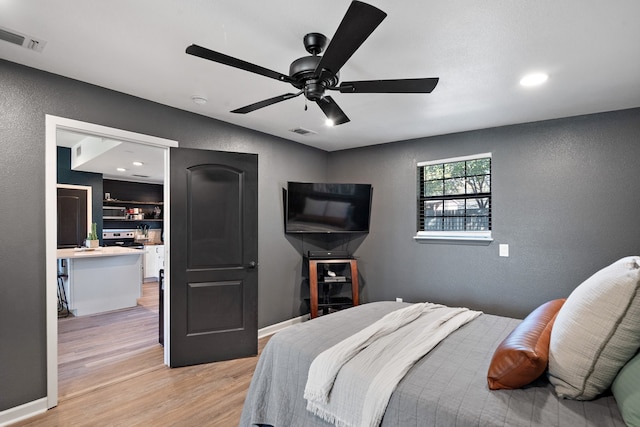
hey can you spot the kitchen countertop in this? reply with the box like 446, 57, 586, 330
57, 246, 143, 259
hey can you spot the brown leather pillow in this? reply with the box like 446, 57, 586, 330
487, 298, 566, 390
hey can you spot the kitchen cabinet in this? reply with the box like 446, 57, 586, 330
144, 244, 165, 281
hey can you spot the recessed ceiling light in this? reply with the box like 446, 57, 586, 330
325, 119, 335, 127
520, 73, 548, 87
132, 161, 143, 166
191, 95, 208, 105
117, 167, 126, 172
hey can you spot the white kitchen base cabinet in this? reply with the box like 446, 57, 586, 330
57, 247, 143, 316
144, 244, 165, 281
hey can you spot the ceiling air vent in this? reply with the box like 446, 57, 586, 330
289, 127, 317, 136
0, 26, 47, 52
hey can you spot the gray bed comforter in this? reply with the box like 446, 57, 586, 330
240, 301, 625, 427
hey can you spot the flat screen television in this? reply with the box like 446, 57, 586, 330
285, 182, 372, 233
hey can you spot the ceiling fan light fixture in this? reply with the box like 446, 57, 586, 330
191, 95, 208, 105
520, 72, 548, 87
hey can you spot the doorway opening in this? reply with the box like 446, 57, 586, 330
45, 115, 178, 408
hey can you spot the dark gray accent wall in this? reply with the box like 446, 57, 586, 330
0, 59, 327, 412
327, 108, 640, 318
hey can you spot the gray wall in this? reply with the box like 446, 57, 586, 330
2, 56, 639, 414
328, 108, 640, 318
0, 59, 327, 411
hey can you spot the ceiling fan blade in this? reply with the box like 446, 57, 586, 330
314, 1, 387, 76
316, 96, 350, 125
338, 77, 440, 93
186, 44, 292, 84
231, 93, 302, 114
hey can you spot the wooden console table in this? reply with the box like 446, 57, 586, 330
308, 258, 359, 319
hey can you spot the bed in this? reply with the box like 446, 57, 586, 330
240, 257, 640, 427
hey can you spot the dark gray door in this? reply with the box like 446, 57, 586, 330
57, 187, 88, 248
169, 147, 258, 367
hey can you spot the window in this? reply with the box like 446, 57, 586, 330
415, 153, 492, 243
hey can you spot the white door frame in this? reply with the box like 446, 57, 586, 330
45, 115, 178, 408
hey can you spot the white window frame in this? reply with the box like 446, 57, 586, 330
414, 152, 493, 245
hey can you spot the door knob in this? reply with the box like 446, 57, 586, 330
246, 261, 258, 269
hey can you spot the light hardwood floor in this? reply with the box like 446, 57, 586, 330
14, 281, 269, 426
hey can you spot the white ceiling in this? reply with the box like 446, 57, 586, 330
2, 0, 640, 154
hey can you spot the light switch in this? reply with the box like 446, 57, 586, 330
499, 244, 509, 257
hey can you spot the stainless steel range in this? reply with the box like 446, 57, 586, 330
102, 229, 144, 248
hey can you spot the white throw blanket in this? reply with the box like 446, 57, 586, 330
304, 303, 482, 427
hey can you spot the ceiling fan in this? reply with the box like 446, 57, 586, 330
186, 1, 439, 126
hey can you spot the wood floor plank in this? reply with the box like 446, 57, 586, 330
13, 281, 270, 426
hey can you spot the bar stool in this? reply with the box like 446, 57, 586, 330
57, 274, 70, 318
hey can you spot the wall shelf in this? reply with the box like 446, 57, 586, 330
103, 200, 162, 222
103, 200, 163, 205
103, 218, 163, 222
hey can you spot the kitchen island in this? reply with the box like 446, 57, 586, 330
57, 246, 143, 316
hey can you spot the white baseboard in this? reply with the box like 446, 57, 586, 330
0, 397, 47, 427
258, 314, 308, 339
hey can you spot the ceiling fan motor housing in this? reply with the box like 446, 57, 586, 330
289, 55, 339, 101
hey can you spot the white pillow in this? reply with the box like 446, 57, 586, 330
548, 256, 640, 400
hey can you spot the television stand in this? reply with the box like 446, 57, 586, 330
307, 257, 359, 319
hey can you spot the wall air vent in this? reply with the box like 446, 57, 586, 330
289, 127, 317, 136
0, 26, 47, 52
